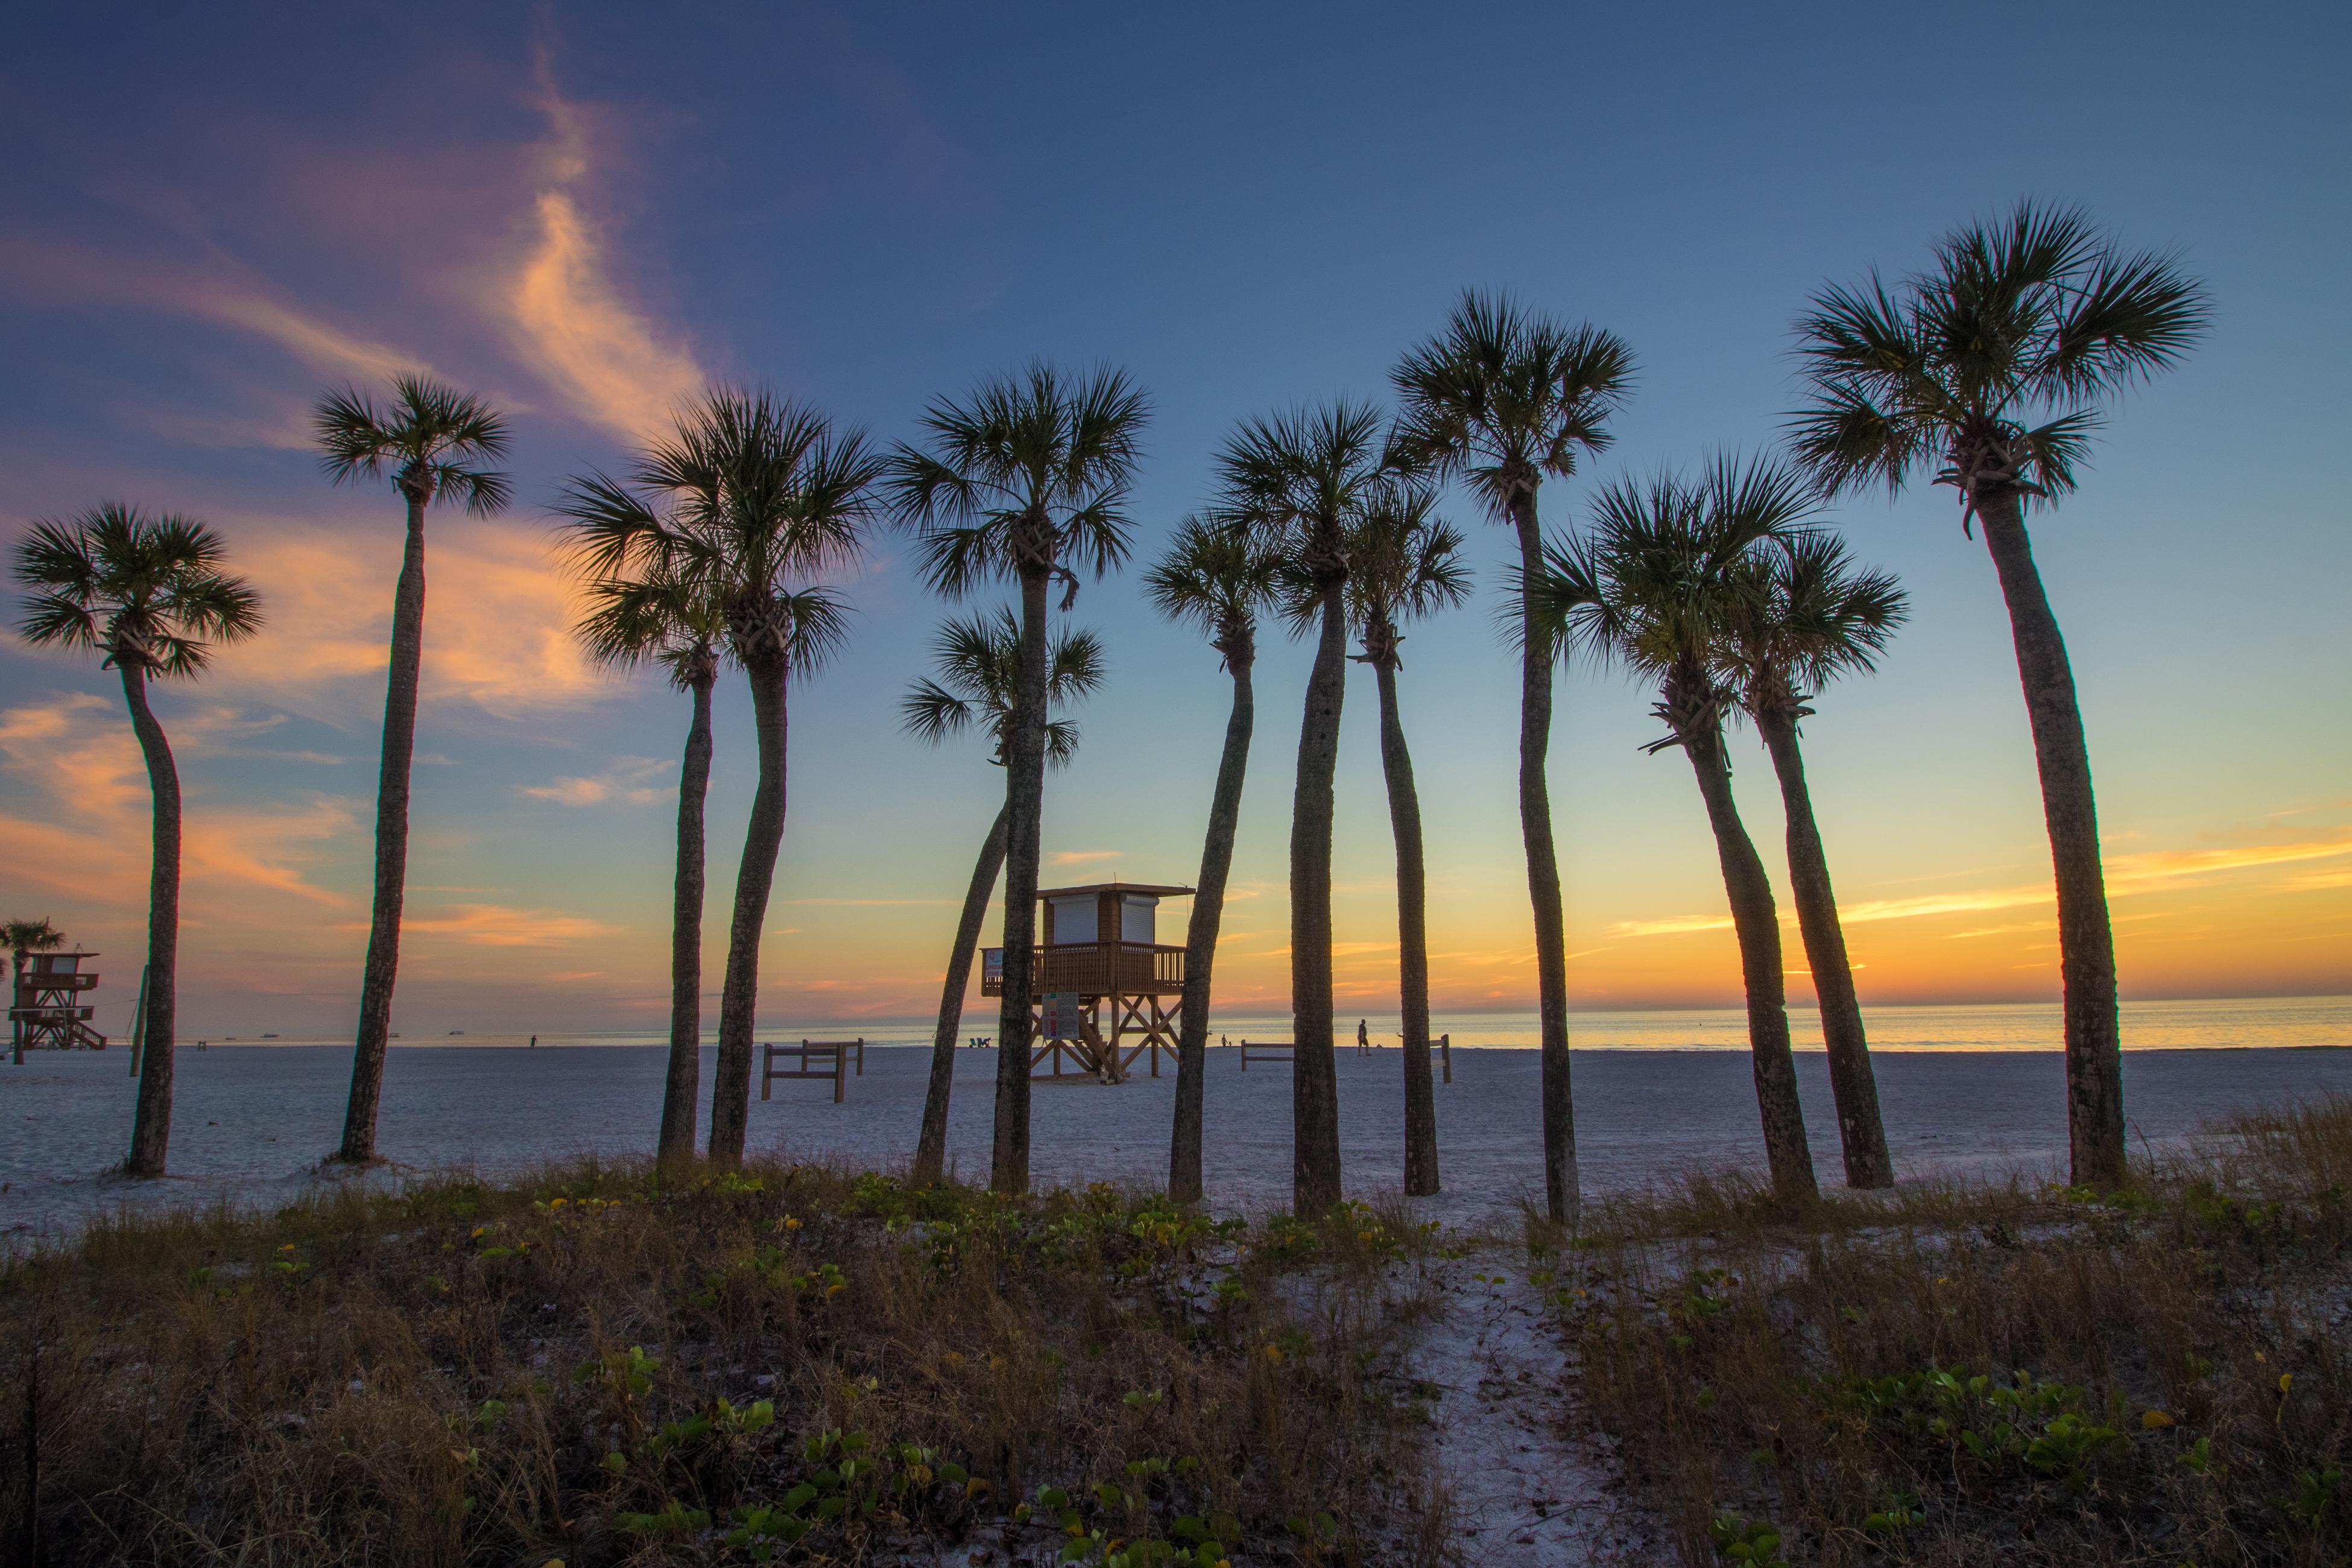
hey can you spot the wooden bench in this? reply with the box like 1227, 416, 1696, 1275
1238, 1039, 1293, 1071
759, 1038, 864, 1103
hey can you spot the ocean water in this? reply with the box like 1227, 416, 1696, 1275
175, 994, 2352, 1054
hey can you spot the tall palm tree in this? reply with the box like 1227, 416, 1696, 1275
5, 917, 66, 1065
1788, 203, 2207, 1187
1216, 400, 1391, 1215
1719, 534, 1908, 1188
903, 610, 1106, 1186
557, 541, 730, 1166
314, 374, 510, 1165
566, 388, 880, 1166
1346, 481, 1470, 1198
1392, 291, 1635, 1227
1532, 458, 1819, 1203
885, 364, 1148, 1195
12, 505, 262, 1175
1146, 517, 1281, 1204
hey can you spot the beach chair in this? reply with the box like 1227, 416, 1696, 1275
1239, 1040, 1294, 1072
759, 1038, 864, 1104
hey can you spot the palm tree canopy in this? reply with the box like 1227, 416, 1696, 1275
886, 362, 1149, 599
5, 917, 65, 961
571, 557, 732, 691
1788, 201, 2208, 520
1719, 532, 1909, 721
313, 373, 513, 514
1212, 399, 1392, 623
13, 502, 264, 677
1390, 290, 1637, 516
555, 387, 880, 674
900, 609, 1105, 767
1529, 455, 1815, 747
1145, 515, 1282, 666
1347, 479, 1472, 651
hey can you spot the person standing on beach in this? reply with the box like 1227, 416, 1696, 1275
1357, 1019, 1369, 1055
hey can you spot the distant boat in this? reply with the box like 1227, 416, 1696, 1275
449, 1031, 464, 1036
261, 1033, 279, 1039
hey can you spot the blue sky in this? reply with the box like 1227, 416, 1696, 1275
2, 2, 2347, 1035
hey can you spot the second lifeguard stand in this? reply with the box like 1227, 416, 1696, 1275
11, 949, 106, 1060
983, 880, 1193, 1080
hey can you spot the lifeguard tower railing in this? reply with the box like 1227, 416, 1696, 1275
980, 941, 1184, 997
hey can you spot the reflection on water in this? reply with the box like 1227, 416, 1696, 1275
187, 995, 2352, 1053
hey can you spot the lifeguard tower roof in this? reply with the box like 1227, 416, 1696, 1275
1034, 880, 1195, 900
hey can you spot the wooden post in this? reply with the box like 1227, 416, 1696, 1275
832, 1040, 845, 1104
1440, 1032, 1451, 1084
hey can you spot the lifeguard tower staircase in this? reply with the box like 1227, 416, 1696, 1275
11, 949, 107, 1058
984, 880, 1192, 1081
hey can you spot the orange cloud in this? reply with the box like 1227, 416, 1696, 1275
398, 903, 625, 949
522, 756, 673, 806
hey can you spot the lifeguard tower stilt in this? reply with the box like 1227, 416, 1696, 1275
11, 949, 106, 1058
983, 881, 1193, 1081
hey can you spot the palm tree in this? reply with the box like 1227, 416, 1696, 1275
1216, 400, 1391, 1215
313, 374, 510, 1165
1532, 458, 1819, 1203
1391, 291, 1635, 1227
1788, 203, 2207, 1187
1719, 534, 1908, 1189
1347, 481, 1470, 1198
12, 505, 262, 1175
557, 541, 730, 1166
902, 609, 1107, 1186
566, 387, 880, 1166
1146, 517, 1282, 1204
886, 364, 1148, 1195
7, 917, 65, 1061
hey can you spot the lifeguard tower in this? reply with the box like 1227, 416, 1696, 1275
983, 880, 1193, 1081
11, 949, 106, 1058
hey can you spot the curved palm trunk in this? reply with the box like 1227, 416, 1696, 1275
992, 566, 1052, 1193
1756, 709, 1892, 1188
1509, 492, 1579, 1227
657, 670, 716, 1166
1290, 577, 1348, 1215
1169, 651, 1255, 1204
338, 493, 426, 1163
1976, 492, 2123, 1187
915, 801, 1010, 1186
118, 663, 180, 1178
1372, 655, 1438, 1197
709, 653, 789, 1166
1683, 718, 1818, 1203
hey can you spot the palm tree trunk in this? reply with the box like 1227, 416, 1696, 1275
1976, 490, 2123, 1187
993, 566, 1052, 1193
338, 493, 426, 1164
1169, 651, 1255, 1204
709, 653, 789, 1166
1373, 656, 1439, 1197
915, 801, 1009, 1186
657, 669, 715, 1166
1756, 709, 1892, 1189
1290, 578, 1347, 1215
1683, 718, 1818, 1203
1509, 491, 1579, 1227
118, 663, 179, 1179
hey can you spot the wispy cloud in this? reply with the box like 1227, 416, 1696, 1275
503, 65, 704, 441
523, 756, 673, 806
398, 903, 624, 948
1609, 912, 1734, 939
1049, 850, 1122, 867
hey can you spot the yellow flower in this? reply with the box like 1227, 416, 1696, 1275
471, 1226, 487, 1240
549, 1197, 567, 1209
2278, 1372, 2293, 1395
2142, 1410, 2175, 1429
1263, 1344, 1283, 1365
279, 1243, 297, 1253
785, 1216, 803, 1230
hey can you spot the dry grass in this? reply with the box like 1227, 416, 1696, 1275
1554, 1095, 2352, 1566
2, 1161, 1440, 1566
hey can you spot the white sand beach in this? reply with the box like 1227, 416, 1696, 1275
9, 1040, 2351, 1243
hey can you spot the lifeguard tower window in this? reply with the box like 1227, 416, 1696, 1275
981, 879, 1194, 1081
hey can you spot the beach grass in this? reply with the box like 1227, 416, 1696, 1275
2, 1162, 1443, 1566
1555, 1094, 2352, 1564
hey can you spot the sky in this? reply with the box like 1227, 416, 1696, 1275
2, 2, 2348, 1040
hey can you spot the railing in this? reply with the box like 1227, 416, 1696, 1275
981, 942, 1185, 997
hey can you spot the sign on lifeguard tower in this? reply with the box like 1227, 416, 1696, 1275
981, 879, 1195, 1081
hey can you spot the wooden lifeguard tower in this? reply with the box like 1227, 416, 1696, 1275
983, 880, 1193, 1081
11, 949, 106, 1058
